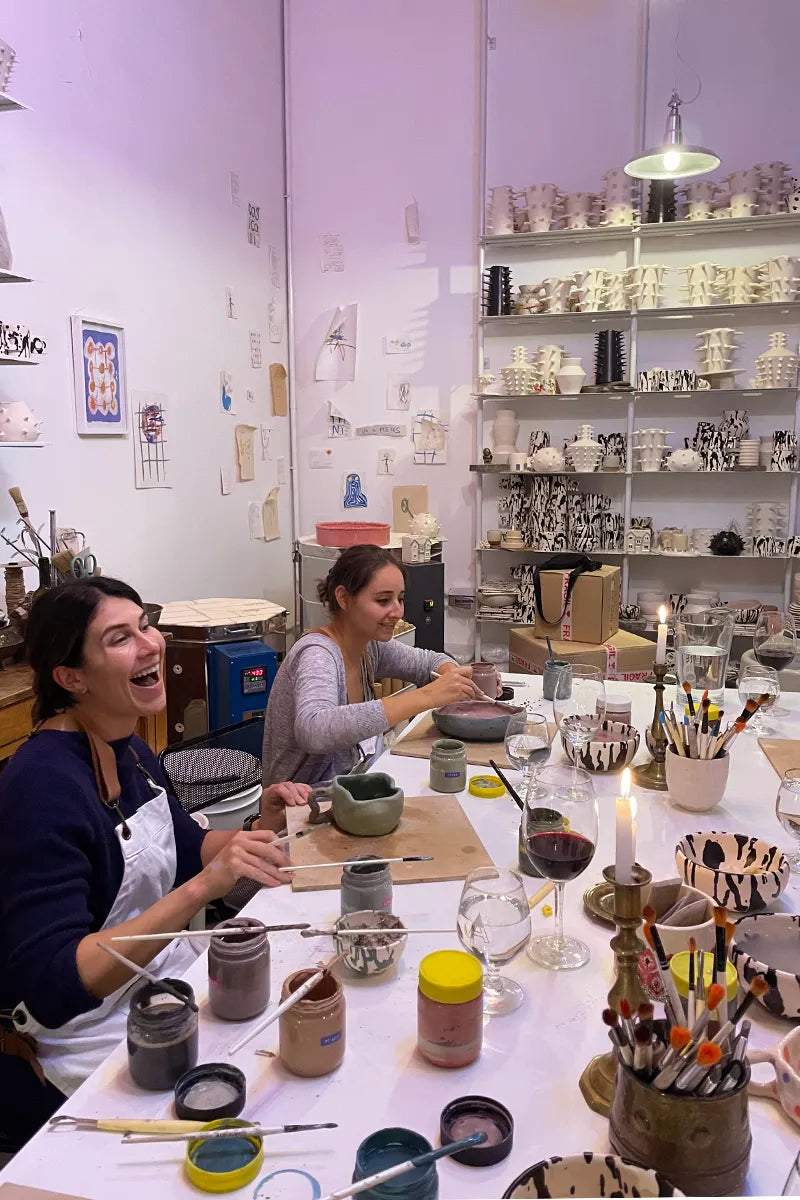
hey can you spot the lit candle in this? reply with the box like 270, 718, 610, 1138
615, 767, 635, 885
655, 604, 668, 665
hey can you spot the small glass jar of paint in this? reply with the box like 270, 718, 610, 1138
208, 917, 270, 1022
352, 1127, 438, 1200
429, 739, 467, 794
603, 695, 632, 726
341, 855, 393, 917
127, 980, 198, 1091
279, 968, 345, 1077
417, 950, 482, 1069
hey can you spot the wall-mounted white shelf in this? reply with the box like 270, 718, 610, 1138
477, 544, 792, 562
482, 300, 800, 333
0, 92, 27, 113
478, 388, 796, 402
483, 226, 633, 250
0, 441, 47, 448
0, 356, 38, 366
483, 311, 631, 332
0, 267, 32, 284
483, 213, 800, 253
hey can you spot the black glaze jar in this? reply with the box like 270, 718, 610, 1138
127, 979, 198, 1091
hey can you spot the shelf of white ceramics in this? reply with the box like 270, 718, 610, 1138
631, 469, 797, 477
0, 441, 47, 448
0, 268, 32, 284
630, 551, 791, 561
482, 310, 632, 333
0, 92, 27, 113
638, 213, 800, 242
470, 464, 631, 477
477, 545, 626, 555
0, 356, 37, 366
474, 391, 629, 401
483, 226, 634, 251
635, 300, 800, 329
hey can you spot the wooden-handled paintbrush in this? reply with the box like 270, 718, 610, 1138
642, 905, 685, 1027
711, 906, 729, 1028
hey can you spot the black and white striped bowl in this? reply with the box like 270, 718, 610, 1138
675, 831, 790, 914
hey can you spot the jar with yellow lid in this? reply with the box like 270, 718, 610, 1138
417, 950, 483, 1068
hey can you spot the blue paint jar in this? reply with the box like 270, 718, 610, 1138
353, 1128, 438, 1200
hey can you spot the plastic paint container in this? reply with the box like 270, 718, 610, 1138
439, 1095, 513, 1166
208, 917, 270, 1022
127, 979, 198, 1091
175, 1063, 246, 1122
468, 775, 505, 799
352, 1127, 438, 1200
669, 950, 738, 1001
341, 856, 393, 917
185, 1119, 264, 1194
417, 950, 482, 1069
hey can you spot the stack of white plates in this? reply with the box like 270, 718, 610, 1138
738, 439, 760, 468
790, 601, 800, 634
201, 783, 262, 831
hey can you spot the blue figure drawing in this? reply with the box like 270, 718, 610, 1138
343, 472, 368, 508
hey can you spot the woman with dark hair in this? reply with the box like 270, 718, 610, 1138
0, 577, 308, 1150
262, 544, 475, 784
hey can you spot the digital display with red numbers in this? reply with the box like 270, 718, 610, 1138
241, 666, 268, 694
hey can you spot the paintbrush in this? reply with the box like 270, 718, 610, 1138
674, 1040, 723, 1092
278, 856, 433, 872
697, 949, 706, 1014
712, 906, 729, 1025
270, 828, 318, 847
642, 905, 685, 1026
99, 944, 198, 1012
8, 486, 42, 555
528, 880, 555, 910
317, 1134, 487, 1200
227, 950, 346, 1055
633, 1024, 653, 1075
122, 1121, 339, 1145
432, 669, 494, 703
651, 983, 726, 1090
656, 1024, 692, 1072
488, 758, 524, 810
660, 711, 686, 756
618, 997, 636, 1047
682, 681, 696, 719
300, 926, 454, 938
687, 937, 697, 1028
602, 1008, 633, 1067
111, 923, 311, 943
546, 635, 555, 662
708, 976, 769, 1048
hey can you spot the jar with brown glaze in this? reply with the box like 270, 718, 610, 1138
278, 968, 345, 1077
208, 917, 270, 1022
417, 950, 483, 1069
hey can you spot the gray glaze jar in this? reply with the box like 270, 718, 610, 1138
208, 917, 271, 1021
429, 739, 467, 793
127, 980, 198, 1091
542, 659, 572, 701
341, 856, 393, 917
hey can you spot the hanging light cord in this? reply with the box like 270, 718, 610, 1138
673, 0, 702, 105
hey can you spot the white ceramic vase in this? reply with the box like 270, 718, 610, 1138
491, 409, 519, 463
0, 401, 41, 441
556, 356, 587, 395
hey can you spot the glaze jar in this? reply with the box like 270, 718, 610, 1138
279, 968, 345, 1077
518, 806, 564, 877
417, 950, 483, 1069
208, 917, 270, 1021
127, 980, 198, 1091
341, 855, 393, 916
352, 1127, 438, 1200
429, 739, 467, 794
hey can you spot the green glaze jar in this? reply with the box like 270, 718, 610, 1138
429, 739, 467, 793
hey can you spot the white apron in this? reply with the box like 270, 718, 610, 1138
12, 778, 201, 1096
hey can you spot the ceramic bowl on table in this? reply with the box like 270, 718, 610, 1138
333, 910, 408, 977
560, 720, 639, 772
432, 701, 523, 742
502, 1154, 683, 1198
729, 912, 800, 1018
675, 831, 790, 913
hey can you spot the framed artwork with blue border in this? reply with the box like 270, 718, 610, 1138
70, 315, 129, 436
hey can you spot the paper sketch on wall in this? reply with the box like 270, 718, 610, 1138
378, 449, 396, 475
260, 425, 272, 460
268, 299, 284, 344
229, 171, 240, 207
328, 400, 352, 439
220, 370, 235, 414
315, 304, 357, 381
225, 287, 237, 319
248, 202, 261, 248
269, 245, 281, 290
343, 472, 368, 509
132, 390, 169, 489
387, 377, 412, 411
412, 410, 448, 464
355, 423, 406, 437
321, 233, 345, 273
235, 424, 257, 481
70, 316, 129, 436
250, 329, 263, 369
263, 487, 280, 541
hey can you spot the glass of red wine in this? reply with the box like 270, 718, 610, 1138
754, 610, 797, 674
524, 764, 598, 971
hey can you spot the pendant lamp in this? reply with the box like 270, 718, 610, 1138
624, 90, 720, 180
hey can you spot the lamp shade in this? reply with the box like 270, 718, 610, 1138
625, 91, 720, 180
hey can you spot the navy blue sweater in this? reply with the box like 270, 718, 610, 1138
0, 730, 207, 1031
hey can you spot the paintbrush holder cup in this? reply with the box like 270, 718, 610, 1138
665, 746, 729, 812
609, 1059, 751, 1196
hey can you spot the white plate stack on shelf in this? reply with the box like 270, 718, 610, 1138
524, 183, 563, 233
600, 169, 637, 226
500, 345, 541, 395
738, 438, 760, 468
757, 161, 793, 216
632, 427, 673, 472
762, 256, 800, 302
719, 263, 763, 305
680, 262, 721, 306
790, 572, 800, 633
477, 580, 519, 620
695, 327, 740, 375
753, 332, 800, 389
532, 344, 564, 393
627, 264, 668, 310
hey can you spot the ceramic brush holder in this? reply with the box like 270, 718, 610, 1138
595, 330, 626, 385
645, 179, 677, 224
483, 265, 512, 316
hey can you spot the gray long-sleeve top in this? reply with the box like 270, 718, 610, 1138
262, 633, 453, 785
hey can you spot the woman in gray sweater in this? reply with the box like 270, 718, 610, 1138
262, 545, 475, 784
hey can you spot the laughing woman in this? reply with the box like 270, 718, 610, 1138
0, 577, 308, 1151
262, 544, 476, 785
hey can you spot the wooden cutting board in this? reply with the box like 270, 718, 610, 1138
759, 737, 800, 778
285, 794, 494, 891
390, 712, 555, 768
0, 1188, 90, 1200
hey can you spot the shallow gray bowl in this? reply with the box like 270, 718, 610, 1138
432, 700, 523, 742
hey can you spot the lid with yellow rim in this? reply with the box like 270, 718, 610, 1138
419, 950, 483, 1004
684, 703, 721, 723
185, 1120, 264, 1193
469, 775, 505, 799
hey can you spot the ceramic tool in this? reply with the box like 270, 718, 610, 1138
528, 880, 555, 910
278, 856, 433, 872
111, 923, 310, 943
300, 926, 455, 938
317, 1133, 487, 1200
488, 758, 524, 810
99, 943, 199, 1012
712, 906, 728, 1024
227, 951, 346, 1055
123, 1121, 338, 1144
49, 1115, 208, 1134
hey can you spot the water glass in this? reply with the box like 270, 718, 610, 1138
457, 867, 531, 1015
504, 712, 552, 791
738, 663, 779, 735
675, 610, 735, 707
552, 665, 605, 775
776, 768, 800, 871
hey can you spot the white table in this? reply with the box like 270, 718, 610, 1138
3, 678, 800, 1199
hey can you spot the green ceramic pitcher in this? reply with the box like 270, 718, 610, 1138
307, 772, 404, 836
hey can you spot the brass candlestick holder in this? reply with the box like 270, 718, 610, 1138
579, 863, 652, 1117
634, 660, 668, 791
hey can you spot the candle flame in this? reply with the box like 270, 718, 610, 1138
658, 605, 667, 624
621, 767, 631, 798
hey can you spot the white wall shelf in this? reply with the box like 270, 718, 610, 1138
483, 311, 631, 332
0, 356, 37, 366
482, 301, 800, 334
0, 441, 47, 448
0, 267, 32, 284
483, 213, 800, 253
0, 92, 27, 113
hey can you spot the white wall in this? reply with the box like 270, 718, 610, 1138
0, 0, 294, 611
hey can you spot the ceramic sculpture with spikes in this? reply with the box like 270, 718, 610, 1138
753, 332, 800, 389
500, 345, 541, 396
0, 401, 42, 442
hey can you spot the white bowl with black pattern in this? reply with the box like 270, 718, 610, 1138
675, 831, 790, 914
561, 720, 640, 772
729, 912, 800, 1019
503, 1154, 683, 1198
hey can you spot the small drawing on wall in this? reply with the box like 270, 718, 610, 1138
132, 391, 169, 489
378, 449, 396, 475
250, 329, 263, 369
328, 400, 352, 439
225, 287, 236, 319
220, 370, 234, 414
248, 202, 261, 247
387, 377, 412, 411
70, 316, 128, 436
412, 410, 448, 464
316, 304, 357, 381
343, 472, 368, 509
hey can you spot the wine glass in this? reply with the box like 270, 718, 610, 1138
456, 867, 531, 1015
504, 712, 553, 794
776, 768, 800, 871
738, 663, 779, 735
524, 764, 598, 970
552, 664, 605, 773
754, 610, 797, 674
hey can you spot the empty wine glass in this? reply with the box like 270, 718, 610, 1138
524, 764, 598, 970
457, 867, 531, 1015
776, 768, 800, 871
504, 712, 553, 794
552, 664, 605, 773
754, 610, 797, 674
738, 663, 779, 735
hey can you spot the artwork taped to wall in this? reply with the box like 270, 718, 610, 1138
378, 449, 396, 475
220, 370, 235, 414
412, 409, 448, 464
260, 425, 272, 460
268, 300, 284, 344
393, 484, 428, 532
248, 202, 261, 247
263, 487, 280, 541
225, 287, 237, 319
270, 363, 287, 416
355, 423, 406, 437
321, 233, 345, 273
70, 316, 129, 436
249, 329, 263, 369
235, 423, 257, 481
132, 391, 169, 489
316, 304, 357, 381
343, 472, 368, 509
269, 245, 281, 290
328, 400, 352, 439
230, 171, 240, 207
387, 377, 412, 411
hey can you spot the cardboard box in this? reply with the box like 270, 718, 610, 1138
509, 627, 655, 682
533, 564, 620, 645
